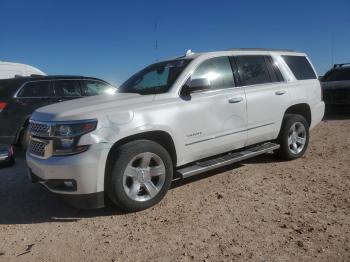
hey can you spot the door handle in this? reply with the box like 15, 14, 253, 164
275, 90, 287, 96
228, 97, 243, 104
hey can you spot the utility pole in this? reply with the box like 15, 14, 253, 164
331, 32, 335, 66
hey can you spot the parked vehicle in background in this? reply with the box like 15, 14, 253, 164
26, 49, 324, 211
0, 145, 15, 167
0, 76, 116, 148
321, 63, 350, 106
0, 61, 46, 79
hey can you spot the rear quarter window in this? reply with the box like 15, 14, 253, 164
282, 55, 317, 80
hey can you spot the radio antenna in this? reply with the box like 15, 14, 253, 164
154, 21, 159, 61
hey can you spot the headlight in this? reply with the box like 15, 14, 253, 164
52, 120, 97, 156
54, 120, 97, 137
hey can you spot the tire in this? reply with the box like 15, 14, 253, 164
20, 126, 30, 150
275, 114, 309, 160
106, 140, 173, 212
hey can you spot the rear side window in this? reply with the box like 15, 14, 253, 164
191, 56, 235, 90
282, 56, 316, 80
17, 81, 50, 97
81, 80, 116, 96
235, 56, 271, 85
322, 68, 350, 82
53, 80, 82, 97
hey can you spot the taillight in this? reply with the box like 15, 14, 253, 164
0, 102, 7, 112
8, 146, 14, 156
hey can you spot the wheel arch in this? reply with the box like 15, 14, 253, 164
104, 130, 177, 183
284, 103, 312, 126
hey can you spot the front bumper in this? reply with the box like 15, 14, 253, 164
26, 143, 111, 209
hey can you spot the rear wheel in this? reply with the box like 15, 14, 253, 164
20, 126, 30, 150
106, 140, 173, 212
275, 114, 309, 160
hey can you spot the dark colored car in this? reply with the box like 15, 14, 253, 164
0, 76, 116, 147
0, 145, 15, 166
321, 64, 350, 105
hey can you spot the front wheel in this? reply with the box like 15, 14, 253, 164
275, 114, 309, 160
106, 140, 173, 212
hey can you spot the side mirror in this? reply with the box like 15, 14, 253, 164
181, 78, 211, 96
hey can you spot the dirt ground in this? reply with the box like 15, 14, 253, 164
0, 106, 349, 262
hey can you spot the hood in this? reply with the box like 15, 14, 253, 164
31, 93, 155, 122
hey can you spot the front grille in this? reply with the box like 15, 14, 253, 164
29, 121, 52, 137
30, 140, 47, 157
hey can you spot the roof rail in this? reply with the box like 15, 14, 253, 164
333, 63, 350, 68
227, 48, 299, 52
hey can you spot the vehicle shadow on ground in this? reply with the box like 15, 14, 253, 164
0, 149, 246, 225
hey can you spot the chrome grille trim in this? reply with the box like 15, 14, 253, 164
29, 121, 52, 137
30, 140, 46, 157
29, 137, 53, 159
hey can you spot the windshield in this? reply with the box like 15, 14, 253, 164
119, 59, 192, 94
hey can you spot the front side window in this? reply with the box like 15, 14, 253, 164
119, 59, 192, 95
81, 80, 116, 96
190, 56, 235, 90
322, 68, 350, 82
53, 80, 82, 97
282, 55, 316, 80
18, 81, 50, 97
235, 56, 271, 86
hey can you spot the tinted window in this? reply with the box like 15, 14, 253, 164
54, 80, 82, 97
322, 68, 350, 82
81, 80, 116, 96
119, 59, 192, 95
191, 57, 234, 90
236, 56, 271, 85
18, 81, 50, 97
265, 56, 284, 82
0, 79, 18, 97
282, 56, 316, 80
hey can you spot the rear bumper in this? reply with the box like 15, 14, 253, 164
0, 136, 16, 145
310, 101, 325, 129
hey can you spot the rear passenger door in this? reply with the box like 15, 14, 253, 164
52, 80, 83, 103
233, 55, 290, 145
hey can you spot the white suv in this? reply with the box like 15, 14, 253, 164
26, 49, 325, 211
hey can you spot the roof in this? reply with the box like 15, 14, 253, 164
170, 48, 305, 61
0, 75, 106, 82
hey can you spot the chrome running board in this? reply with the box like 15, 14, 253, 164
177, 142, 280, 179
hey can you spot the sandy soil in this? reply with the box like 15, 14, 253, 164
0, 106, 349, 262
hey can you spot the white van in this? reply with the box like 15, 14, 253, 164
0, 61, 46, 79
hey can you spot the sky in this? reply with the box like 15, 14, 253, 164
0, 0, 349, 86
